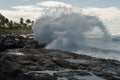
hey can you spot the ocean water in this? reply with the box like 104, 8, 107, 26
75, 36, 120, 61
33, 7, 120, 61
28, 69, 105, 80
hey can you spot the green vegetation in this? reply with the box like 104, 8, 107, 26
0, 13, 34, 34
0, 28, 33, 34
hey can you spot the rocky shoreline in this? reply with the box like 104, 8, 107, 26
0, 34, 120, 80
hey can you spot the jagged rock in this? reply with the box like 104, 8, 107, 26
28, 73, 56, 80
0, 34, 46, 51
52, 60, 79, 69
0, 55, 36, 80
0, 34, 120, 80
0, 34, 25, 51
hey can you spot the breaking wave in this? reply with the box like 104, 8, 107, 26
32, 7, 120, 61
33, 7, 110, 50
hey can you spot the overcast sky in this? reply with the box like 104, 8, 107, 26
0, 0, 120, 35
0, 0, 120, 9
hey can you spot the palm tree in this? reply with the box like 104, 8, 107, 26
20, 18, 24, 24
0, 13, 6, 28
25, 19, 31, 26
9, 20, 13, 29
26, 19, 31, 24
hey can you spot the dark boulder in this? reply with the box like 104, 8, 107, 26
0, 34, 25, 51
0, 55, 36, 80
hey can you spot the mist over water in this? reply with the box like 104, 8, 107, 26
33, 7, 120, 61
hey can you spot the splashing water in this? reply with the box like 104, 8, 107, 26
33, 7, 120, 61
33, 7, 110, 50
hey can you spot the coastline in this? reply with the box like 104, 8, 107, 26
0, 34, 120, 80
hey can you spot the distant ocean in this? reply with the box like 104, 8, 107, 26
75, 35, 120, 61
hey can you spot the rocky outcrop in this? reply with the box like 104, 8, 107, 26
0, 34, 43, 51
0, 34, 120, 80
0, 55, 36, 80
0, 34, 25, 51
0, 48, 119, 80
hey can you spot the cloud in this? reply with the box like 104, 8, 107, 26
37, 1, 72, 8
0, 1, 72, 21
0, 1, 120, 34
82, 7, 120, 34
12, 5, 43, 12
0, 10, 42, 22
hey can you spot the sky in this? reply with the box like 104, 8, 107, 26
0, 0, 120, 9
0, 0, 120, 35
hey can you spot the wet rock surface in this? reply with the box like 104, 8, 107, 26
0, 34, 120, 80
0, 34, 39, 51
0, 34, 25, 51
